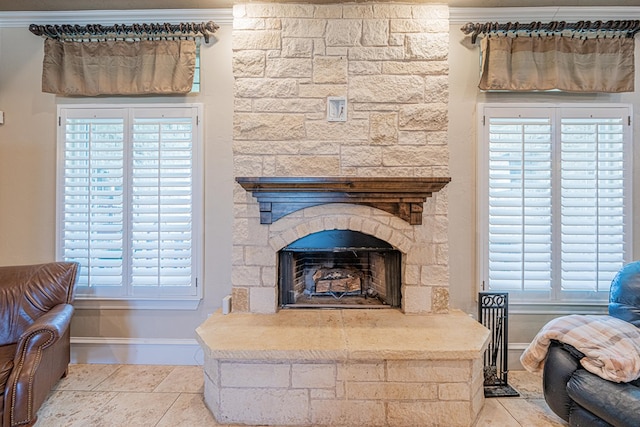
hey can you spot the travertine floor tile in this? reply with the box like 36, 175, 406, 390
87, 391, 179, 427
92, 364, 175, 392
53, 363, 121, 391
34, 365, 569, 427
508, 369, 544, 398
34, 390, 118, 427
154, 365, 204, 393
499, 396, 567, 426
473, 399, 520, 427
156, 393, 217, 426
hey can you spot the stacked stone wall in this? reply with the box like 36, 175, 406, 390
231, 3, 450, 314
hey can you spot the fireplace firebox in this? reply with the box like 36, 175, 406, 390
278, 230, 401, 308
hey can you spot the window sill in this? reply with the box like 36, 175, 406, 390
73, 297, 202, 310
509, 302, 608, 315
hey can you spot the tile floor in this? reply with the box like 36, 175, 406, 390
34, 364, 567, 426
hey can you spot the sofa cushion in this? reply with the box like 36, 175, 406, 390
0, 343, 16, 393
567, 369, 640, 427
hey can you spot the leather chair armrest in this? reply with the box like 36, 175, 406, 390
543, 340, 582, 422
16, 304, 74, 353
4, 304, 74, 427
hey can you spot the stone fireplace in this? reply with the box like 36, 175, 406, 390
195, 3, 490, 426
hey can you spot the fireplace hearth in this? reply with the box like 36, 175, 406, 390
278, 230, 401, 309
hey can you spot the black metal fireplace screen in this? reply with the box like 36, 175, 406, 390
278, 230, 401, 309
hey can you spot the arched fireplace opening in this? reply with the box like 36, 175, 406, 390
278, 230, 401, 309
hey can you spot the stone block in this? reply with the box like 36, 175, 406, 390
382, 60, 449, 76
232, 30, 281, 51
402, 285, 431, 314
337, 362, 385, 382
350, 75, 424, 103
261, 267, 276, 286
310, 400, 386, 426
314, 5, 343, 19
326, 20, 362, 46
439, 382, 472, 401
389, 19, 448, 34
266, 58, 313, 78
233, 18, 266, 31
387, 401, 472, 427
313, 56, 348, 84
282, 38, 313, 57
405, 33, 449, 60
235, 78, 298, 98
399, 104, 448, 131
346, 381, 437, 400
203, 374, 220, 416
343, 5, 374, 19
282, 18, 327, 37
231, 265, 261, 288
298, 83, 347, 98
398, 130, 427, 145
341, 146, 383, 167
219, 388, 309, 425
220, 362, 291, 388
348, 46, 404, 61
234, 113, 305, 141
373, 4, 413, 18
425, 75, 449, 103
362, 20, 389, 46
234, 98, 252, 112
349, 61, 382, 75
432, 286, 449, 313
382, 145, 448, 168
370, 112, 398, 145
292, 363, 336, 388
244, 3, 314, 18
250, 287, 277, 313
275, 155, 340, 176
231, 287, 249, 312
203, 357, 220, 386
245, 246, 274, 266
411, 4, 449, 20
387, 360, 471, 383
306, 120, 369, 141
421, 264, 450, 287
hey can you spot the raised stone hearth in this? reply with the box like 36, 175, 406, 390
196, 309, 490, 426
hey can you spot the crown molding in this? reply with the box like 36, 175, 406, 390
0, 8, 233, 28
2, 6, 638, 28
450, 6, 640, 25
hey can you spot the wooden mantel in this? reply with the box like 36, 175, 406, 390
235, 177, 451, 225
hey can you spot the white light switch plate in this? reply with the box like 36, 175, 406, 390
0, 111, 4, 125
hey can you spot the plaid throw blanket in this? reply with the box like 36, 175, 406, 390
520, 314, 640, 383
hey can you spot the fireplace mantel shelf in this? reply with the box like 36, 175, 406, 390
236, 176, 451, 225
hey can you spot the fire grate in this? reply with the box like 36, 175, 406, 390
478, 292, 519, 398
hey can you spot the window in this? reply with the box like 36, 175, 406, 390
478, 104, 632, 304
57, 104, 202, 301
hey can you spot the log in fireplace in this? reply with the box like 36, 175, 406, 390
278, 229, 401, 308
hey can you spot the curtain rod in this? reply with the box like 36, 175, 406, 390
29, 21, 219, 43
461, 20, 640, 43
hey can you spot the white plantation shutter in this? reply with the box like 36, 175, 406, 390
57, 105, 202, 299
480, 105, 631, 303
560, 112, 627, 295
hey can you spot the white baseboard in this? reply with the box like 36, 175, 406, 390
71, 337, 203, 365
508, 343, 529, 371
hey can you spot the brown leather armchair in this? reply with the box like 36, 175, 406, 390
0, 262, 79, 427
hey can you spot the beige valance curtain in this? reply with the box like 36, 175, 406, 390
42, 38, 196, 96
479, 36, 635, 93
